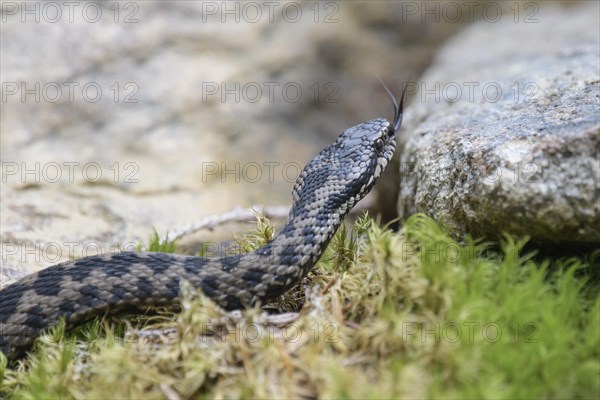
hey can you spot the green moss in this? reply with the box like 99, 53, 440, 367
1, 213, 598, 399
136, 228, 178, 254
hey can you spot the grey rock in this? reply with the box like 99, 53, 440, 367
397, 3, 600, 244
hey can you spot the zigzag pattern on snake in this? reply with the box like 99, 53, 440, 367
0, 84, 405, 362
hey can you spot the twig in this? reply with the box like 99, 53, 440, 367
160, 383, 182, 400
166, 205, 289, 242
166, 193, 374, 242
321, 274, 340, 295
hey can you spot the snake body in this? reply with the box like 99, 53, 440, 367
0, 89, 404, 362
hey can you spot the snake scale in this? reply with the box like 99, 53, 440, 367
0, 84, 405, 363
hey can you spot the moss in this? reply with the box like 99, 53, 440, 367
1, 213, 598, 399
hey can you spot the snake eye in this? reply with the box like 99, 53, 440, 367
375, 138, 384, 149
387, 126, 395, 137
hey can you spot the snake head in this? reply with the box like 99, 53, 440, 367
332, 117, 397, 201
328, 82, 407, 207
339, 81, 407, 197
291, 84, 406, 216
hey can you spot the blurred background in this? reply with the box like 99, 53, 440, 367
1, 0, 597, 278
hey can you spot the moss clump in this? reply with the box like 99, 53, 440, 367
1, 213, 598, 399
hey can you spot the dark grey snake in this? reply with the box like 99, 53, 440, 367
0, 85, 405, 363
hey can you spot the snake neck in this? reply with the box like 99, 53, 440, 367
245, 191, 354, 289
268, 207, 345, 267
233, 150, 364, 301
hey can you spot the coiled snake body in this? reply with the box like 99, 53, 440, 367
0, 88, 404, 362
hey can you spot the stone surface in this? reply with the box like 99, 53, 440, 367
397, 3, 599, 244
1, 1, 464, 282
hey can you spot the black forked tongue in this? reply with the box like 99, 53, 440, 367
377, 77, 408, 133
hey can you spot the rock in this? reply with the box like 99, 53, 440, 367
397, 3, 600, 244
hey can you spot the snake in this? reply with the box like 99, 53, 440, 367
0, 83, 405, 363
